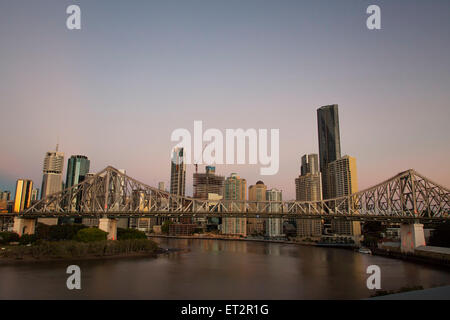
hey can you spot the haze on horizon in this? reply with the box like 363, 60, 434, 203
1, 0, 449, 200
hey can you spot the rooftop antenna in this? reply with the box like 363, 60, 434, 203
56, 136, 60, 152
194, 143, 207, 174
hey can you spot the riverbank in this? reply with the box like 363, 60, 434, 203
371, 247, 450, 269
0, 238, 170, 265
148, 234, 319, 246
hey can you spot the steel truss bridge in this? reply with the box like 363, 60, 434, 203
5, 166, 450, 223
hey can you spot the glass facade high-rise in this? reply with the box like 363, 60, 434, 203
317, 105, 341, 200
66, 155, 90, 188
41, 145, 64, 199
14, 179, 33, 212
170, 147, 186, 211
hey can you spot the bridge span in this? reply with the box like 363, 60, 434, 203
3, 166, 449, 253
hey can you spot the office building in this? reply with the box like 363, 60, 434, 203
31, 188, 39, 201
266, 188, 284, 238
41, 145, 64, 199
0, 191, 11, 201
66, 155, 90, 188
222, 173, 247, 237
170, 147, 186, 199
13, 179, 33, 212
317, 105, 341, 200
295, 154, 323, 237
248, 181, 267, 236
327, 155, 361, 237
193, 166, 224, 199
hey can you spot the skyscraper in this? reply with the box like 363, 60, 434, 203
64, 155, 90, 212
222, 173, 247, 237
41, 145, 64, 199
193, 166, 224, 199
0, 191, 11, 201
170, 147, 186, 198
295, 154, 323, 238
327, 155, 361, 237
317, 105, 341, 200
31, 188, 39, 201
14, 179, 33, 212
248, 181, 267, 236
266, 188, 284, 238
66, 155, 90, 188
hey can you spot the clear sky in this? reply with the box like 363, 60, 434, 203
1, 0, 449, 200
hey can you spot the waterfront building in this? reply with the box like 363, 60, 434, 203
317, 105, 341, 200
248, 181, 267, 236
221, 173, 247, 237
266, 188, 284, 238
41, 145, 64, 199
13, 179, 33, 212
327, 155, 361, 237
193, 166, 224, 199
295, 154, 323, 238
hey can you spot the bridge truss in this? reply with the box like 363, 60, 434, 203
10, 166, 449, 222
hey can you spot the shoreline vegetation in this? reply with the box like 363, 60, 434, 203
0, 224, 161, 264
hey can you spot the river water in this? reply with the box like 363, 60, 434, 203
0, 238, 449, 299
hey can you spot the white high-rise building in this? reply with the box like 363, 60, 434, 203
41, 145, 64, 199
266, 188, 284, 238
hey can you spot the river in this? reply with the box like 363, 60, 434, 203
1, 238, 449, 299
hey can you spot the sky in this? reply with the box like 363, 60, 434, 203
0, 0, 449, 200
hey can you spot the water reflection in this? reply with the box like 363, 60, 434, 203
0, 238, 449, 299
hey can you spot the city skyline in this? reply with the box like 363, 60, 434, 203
1, 0, 450, 200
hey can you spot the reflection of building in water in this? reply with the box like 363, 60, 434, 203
169, 223, 196, 236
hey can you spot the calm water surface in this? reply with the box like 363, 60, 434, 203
1, 238, 449, 299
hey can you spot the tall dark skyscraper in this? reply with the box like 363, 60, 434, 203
170, 147, 186, 198
66, 155, 90, 188
317, 104, 341, 200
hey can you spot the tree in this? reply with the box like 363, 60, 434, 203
161, 221, 173, 234
0, 232, 20, 244
74, 228, 107, 242
362, 221, 386, 248
428, 222, 450, 248
117, 228, 147, 240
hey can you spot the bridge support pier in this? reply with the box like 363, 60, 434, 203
37, 218, 58, 226
99, 218, 117, 240
13, 217, 36, 237
400, 223, 426, 253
